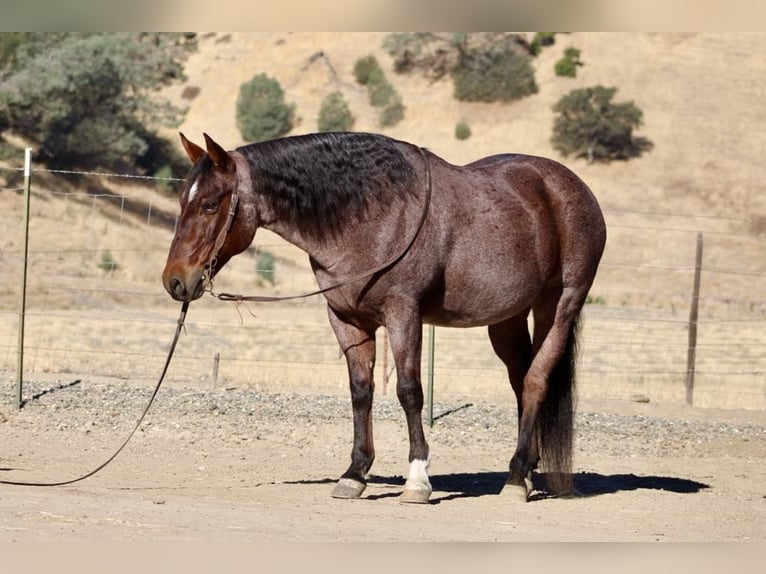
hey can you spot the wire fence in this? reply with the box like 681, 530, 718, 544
0, 159, 764, 410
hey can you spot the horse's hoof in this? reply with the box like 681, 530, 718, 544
500, 482, 529, 503
331, 478, 366, 499
400, 488, 431, 504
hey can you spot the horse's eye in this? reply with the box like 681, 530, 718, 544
202, 200, 219, 214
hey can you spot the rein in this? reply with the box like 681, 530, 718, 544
0, 302, 189, 487
0, 146, 431, 487
206, 147, 433, 304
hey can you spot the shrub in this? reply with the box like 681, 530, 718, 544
586, 294, 606, 305
382, 32, 454, 80
454, 121, 471, 140
554, 47, 582, 78
452, 43, 538, 102
236, 73, 295, 142
255, 250, 275, 285
530, 32, 556, 56
353, 54, 405, 128
353, 55, 385, 86
378, 96, 404, 127
318, 91, 354, 132
152, 164, 176, 194
551, 85, 653, 163
98, 250, 117, 272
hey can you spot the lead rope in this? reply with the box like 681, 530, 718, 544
0, 301, 189, 487
0, 149, 430, 486
208, 147, 433, 303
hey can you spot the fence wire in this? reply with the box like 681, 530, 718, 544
0, 163, 764, 410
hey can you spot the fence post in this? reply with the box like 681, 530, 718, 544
16, 148, 32, 409
212, 352, 220, 389
685, 232, 703, 406
426, 324, 435, 427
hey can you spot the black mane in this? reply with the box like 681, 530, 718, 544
237, 132, 418, 239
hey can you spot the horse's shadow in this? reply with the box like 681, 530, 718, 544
288, 471, 709, 503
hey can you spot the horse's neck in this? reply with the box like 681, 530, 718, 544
262, 216, 361, 277
233, 149, 420, 277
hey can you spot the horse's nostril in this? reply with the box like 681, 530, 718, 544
169, 277, 187, 300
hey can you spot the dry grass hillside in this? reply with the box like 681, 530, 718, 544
0, 33, 764, 409
162, 32, 765, 307
169, 32, 765, 218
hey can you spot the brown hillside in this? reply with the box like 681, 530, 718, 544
2, 32, 763, 309
168, 32, 765, 220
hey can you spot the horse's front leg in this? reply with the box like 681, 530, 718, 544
326, 306, 377, 500
387, 304, 431, 504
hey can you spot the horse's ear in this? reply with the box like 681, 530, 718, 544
179, 133, 206, 163
203, 133, 234, 172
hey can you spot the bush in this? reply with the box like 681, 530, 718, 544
255, 250, 275, 285
378, 97, 404, 127
554, 47, 582, 78
382, 32, 454, 80
236, 74, 295, 142
353, 54, 405, 128
98, 250, 117, 272
452, 43, 538, 102
530, 32, 556, 56
153, 164, 176, 194
551, 85, 653, 163
353, 55, 385, 86
317, 91, 354, 132
454, 121, 471, 140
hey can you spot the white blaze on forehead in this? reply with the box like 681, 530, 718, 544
187, 178, 200, 204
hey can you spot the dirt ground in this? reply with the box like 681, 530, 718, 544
1, 378, 764, 544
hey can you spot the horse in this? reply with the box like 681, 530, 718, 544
162, 131, 606, 503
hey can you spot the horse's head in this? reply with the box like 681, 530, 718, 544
162, 133, 255, 302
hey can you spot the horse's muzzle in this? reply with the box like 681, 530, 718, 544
163, 271, 206, 302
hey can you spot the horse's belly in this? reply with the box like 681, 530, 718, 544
423, 272, 541, 328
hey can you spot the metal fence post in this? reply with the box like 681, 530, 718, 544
16, 148, 32, 409
426, 324, 435, 427
685, 232, 703, 406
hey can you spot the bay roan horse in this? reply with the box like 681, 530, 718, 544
162, 132, 606, 503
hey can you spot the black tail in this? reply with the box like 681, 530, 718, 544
536, 314, 579, 496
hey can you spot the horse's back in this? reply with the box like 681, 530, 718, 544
463, 153, 606, 255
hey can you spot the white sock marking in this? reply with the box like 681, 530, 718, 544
404, 455, 432, 493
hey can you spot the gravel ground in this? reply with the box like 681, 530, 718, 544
3, 377, 763, 458
1, 376, 765, 542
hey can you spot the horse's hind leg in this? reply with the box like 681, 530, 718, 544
505, 287, 582, 502
488, 312, 536, 488
326, 306, 377, 499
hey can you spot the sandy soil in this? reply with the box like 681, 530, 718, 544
1, 379, 764, 543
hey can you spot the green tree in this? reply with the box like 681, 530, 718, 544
551, 85, 652, 163
317, 91, 354, 132
0, 33, 196, 170
236, 73, 295, 142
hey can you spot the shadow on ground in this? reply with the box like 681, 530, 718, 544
287, 471, 710, 503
